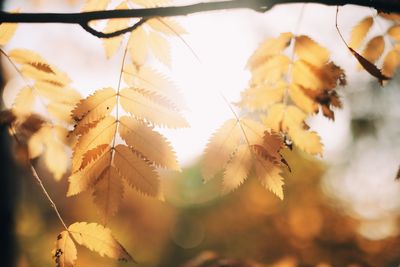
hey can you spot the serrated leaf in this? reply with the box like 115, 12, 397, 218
102, 2, 130, 58
253, 154, 284, 200
222, 144, 252, 194
93, 166, 124, 222
247, 32, 292, 69
388, 25, 400, 41
119, 88, 188, 128
239, 117, 265, 145
349, 16, 373, 49
202, 119, 242, 181
35, 82, 81, 104
113, 144, 159, 196
80, 144, 110, 170
68, 222, 134, 262
119, 116, 180, 170
68, 147, 112, 196
52, 231, 77, 267
71, 116, 116, 172
288, 84, 318, 114
48, 102, 75, 123
294, 35, 329, 66
71, 88, 116, 126
361, 35, 385, 64
239, 81, 286, 111
148, 31, 171, 66
251, 55, 290, 85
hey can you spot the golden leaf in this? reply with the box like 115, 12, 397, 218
93, 166, 124, 222
294, 35, 329, 66
382, 49, 400, 77
68, 147, 112, 196
247, 32, 293, 69
48, 102, 75, 123
292, 60, 324, 91
361, 35, 385, 64
202, 119, 242, 181
12, 87, 35, 115
388, 25, 400, 41
222, 144, 252, 194
239, 117, 265, 145
288, 84, 318, 114
128, 26, 148, 66
52, 231, 77, 267
71, 88, 116, 126
119, 116, 180, 170
119, 88, 188, 128
148, 31, 171, 66
349, 16, 373, 49
102, 2, 130, 58
113, 144, 159, 196
0, 19, 17, 46
253, 154, 284, 200
71, 116, 116, 172
147, 18, 187, 35
68, 222, 134, 262
239, 81, 286, 111
251, 55, 290, 85
79, 144, 110, 170
35, 82, 81, 104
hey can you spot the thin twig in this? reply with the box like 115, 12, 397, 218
9, 127, 68, 230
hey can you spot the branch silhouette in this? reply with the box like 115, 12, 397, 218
0, 0, 399, 38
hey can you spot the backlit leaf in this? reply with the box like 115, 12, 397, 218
349, 16, 373, 49
52, 231, 77, 267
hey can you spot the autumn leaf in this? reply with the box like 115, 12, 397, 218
361, 36, 385, 64
52, 231, 77, 267
68, 222, 134, 262
349, 16, 373, 49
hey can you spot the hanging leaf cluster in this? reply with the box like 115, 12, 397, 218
349, 13, 400, 80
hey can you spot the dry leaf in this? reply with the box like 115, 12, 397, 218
349, 16, 373, 49
52, 231, 77, 267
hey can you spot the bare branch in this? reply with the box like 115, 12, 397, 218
0, 0, 399, 38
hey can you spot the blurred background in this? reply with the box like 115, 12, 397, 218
2, 0, 400, 266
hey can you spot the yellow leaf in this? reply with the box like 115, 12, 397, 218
93, 166, 124, 222
388, 25, 400, 41
71, 88, 117, 126
43, 130, 69, 181
239, 117, 265, 145
48, 102, 75, 123
113, 144, 159, 196
247, 32, 293, 69
294, 35, 329, 66
82, 0, 110, 11
202, 119, 242, 181
71, 116, 116, 172
0, 20, 17, 46
382, 49, 400, 77
79, 144, 110, 170
119, 88, 188, 128
239, 81, 286, 111
253, 154, 284, 200
35, 82, 81, 105
361, 35, 385, 64
52, 231, 77, 267
68, 147, 112, 196
349, 16, 373, 49
250, 55, 290, 85
128, 26, 148, 66
102, 2, 130, 58
222, 144, 252, 194
119, 116, 180, 170
12, 87, 35, 115
292, 60, 325, 90
288, 127, 322, 155
262, 103, 285, 132
147, 18, 187, 35
288, 84, 318, 114
149, 31, 171, 66
68, 222, 134, 261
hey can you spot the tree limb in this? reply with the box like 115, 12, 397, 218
0, 0, 399, 38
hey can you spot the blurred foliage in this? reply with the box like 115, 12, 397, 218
14, 148, 400, 267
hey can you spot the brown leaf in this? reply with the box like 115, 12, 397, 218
52, 231, 77, 267
349, 47, 390, 85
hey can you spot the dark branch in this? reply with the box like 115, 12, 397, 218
0, 0, 399, 38
79, 17, 149, 38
